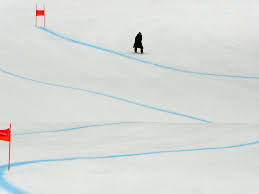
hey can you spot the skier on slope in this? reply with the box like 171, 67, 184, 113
133, 32, 143, 54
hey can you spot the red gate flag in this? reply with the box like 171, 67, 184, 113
0, 129, 11, 142
36, 10, 45, 16
0, 124, 11, 171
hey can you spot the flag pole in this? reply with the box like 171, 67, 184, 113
44, 4, 45, 27
8, 124, 11, 171
35, 4, 37, 27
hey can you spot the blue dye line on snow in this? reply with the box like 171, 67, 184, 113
0, 140, 258, 194
0, 67, 211, 123
38, 27, 259, 80
13, 122, 139, 136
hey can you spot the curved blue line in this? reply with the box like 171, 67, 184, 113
0, 140, 258, 194
38, 27, 259, 80
13, 122, 139, 136
0, 68, 211, 123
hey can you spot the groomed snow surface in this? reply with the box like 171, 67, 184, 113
1, 0, 259, 193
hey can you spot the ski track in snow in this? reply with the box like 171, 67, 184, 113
0, 138, 259, 194
12, 122, 139, 136
39, 27, 259, 80
0, 67, 211, 124
0, 120, 259, 194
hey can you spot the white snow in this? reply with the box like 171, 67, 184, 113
0, 0, 259, 193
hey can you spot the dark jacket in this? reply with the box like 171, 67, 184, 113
134, 33, 143, 48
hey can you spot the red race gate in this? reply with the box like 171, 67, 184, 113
35, 4, 45, 27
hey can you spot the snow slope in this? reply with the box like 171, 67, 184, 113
0, 0, 259, 193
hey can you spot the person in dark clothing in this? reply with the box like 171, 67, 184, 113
133, 32, 143, 54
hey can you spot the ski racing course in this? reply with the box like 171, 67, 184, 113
1, 27, 259, 194
1, 0, 259, 193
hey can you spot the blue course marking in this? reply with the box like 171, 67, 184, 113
13, 122, 139, 136
38, 27, 259, 80
0, 67, 211, 123
0, 140, 258, 194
